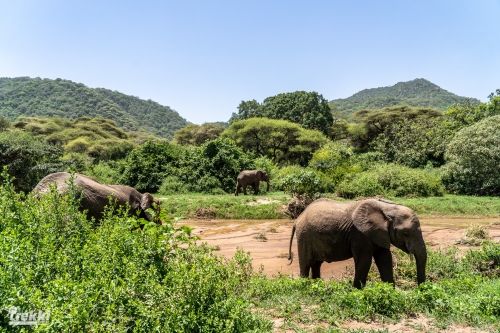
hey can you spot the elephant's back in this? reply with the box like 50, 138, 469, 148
33, 172, 73, 194
33, 172, 104, 195
295, 198, 354, 232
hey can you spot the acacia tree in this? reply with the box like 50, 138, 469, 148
173, 123, 225, 146
229, 91, 333, 135
222, 118, 327, 166
348, 105, 442, 151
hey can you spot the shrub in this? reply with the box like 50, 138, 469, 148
278, 169, 323, 198
443, 114, 500, 195
0, 130, 64, 192
337, 163, 445, 198
119, 140, 182, 193
308, 141, 356, 187
158, 175, 190, 195
0, 171, 270, 331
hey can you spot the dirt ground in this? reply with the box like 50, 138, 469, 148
180, 218, 500, 278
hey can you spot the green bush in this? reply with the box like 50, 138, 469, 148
337, 163, 445, 198
308, 141, 357, 187
278, 169, 323, 198
443, 114, 500, 195
0, 130, 65, 192
158, 175, 190, 195
0, 171, 270, 331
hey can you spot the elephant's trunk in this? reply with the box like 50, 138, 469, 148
266, 181, 270, 191
409, 239, 427, 285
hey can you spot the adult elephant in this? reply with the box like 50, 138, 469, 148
288, 198, 426, 289
33, 172, 160, 223
234, 170, 270, 196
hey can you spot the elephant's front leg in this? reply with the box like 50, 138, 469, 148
242, 183, 247, 195
311, 261, 323, 279
254, 181, 259, 195
352, 254, 373, 289
373, 248, 395, 285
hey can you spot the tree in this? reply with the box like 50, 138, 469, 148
444, 91, 500, 131
0, 130, 64, 192
173, 123, 225, 146
349, 105, 442, 151
372, 117, 453, 168
0, 117, 9, 132
222, 118, 327, 166
229, 100, 262, 124
119, 140, 182, 193
228, 91, 333, 135
443, 115, 500, 195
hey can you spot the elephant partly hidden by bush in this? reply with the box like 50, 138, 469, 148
288, 198, 426, 289
33, 172, 160, 223
234, 170, 270, 196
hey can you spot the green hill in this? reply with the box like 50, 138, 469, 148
0, 77, 188, 139
330, 78, 480, 115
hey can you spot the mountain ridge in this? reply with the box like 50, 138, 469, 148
0, 77, 188, 139
330, 78, 480, 115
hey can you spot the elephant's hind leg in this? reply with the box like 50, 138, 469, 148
311, 261, 323, 279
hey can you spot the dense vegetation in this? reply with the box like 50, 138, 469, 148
330, 78, 480, 115
0, 77, 188, 139
1, 175, 500, 332
230, 91, 333, 135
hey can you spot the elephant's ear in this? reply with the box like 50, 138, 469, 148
140, 193, 155, 211
352, 201, 392, 249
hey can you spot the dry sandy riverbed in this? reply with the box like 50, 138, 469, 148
179, 218, 500, 278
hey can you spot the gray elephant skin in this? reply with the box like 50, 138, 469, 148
288, 198, 426, 288
33, 172, 160, 222
234, 170, 270, 196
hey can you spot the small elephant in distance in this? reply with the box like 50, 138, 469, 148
234, 170, 270, 196
33, 172, 160, 223
288, 198, 427, 289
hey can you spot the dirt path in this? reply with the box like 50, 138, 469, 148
180, 218, 500, 278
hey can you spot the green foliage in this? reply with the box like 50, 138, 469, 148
278, 169, 323, 198
230, 91, 333, 135
444, 90, 500, 131
371, 117, 453, 167
12, 116, 145, 162
0, 116, 9, 132
0, 130, 64, 192
158, 175, 190, 195
222, 118, 327, 166
0, 172, 270, 331
176, 138, 254, 193
253, 156, 279, 182
349, 105, 442, 151
119, 140, 182, 193
308, 141, 359, 186
173, 122, 225, 146
337, 164, 445, 198
443, 114, 500, 195
0, 77, 188, 139
330, 78, 479, 116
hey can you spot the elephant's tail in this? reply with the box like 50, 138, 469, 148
288, 224, 296, 265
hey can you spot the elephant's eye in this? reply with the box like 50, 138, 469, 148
403, 231, 410, 237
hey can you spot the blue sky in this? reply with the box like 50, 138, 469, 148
1, 1, 499, 124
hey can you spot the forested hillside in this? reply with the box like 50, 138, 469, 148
330, 78, 480, 115
0, 77, 188, 139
